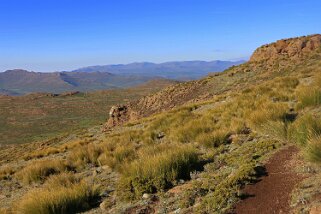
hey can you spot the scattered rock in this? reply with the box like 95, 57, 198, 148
142, 193, 151, 200
174, 208, 181, 213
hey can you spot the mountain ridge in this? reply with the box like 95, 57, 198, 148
72, 60, 245, 80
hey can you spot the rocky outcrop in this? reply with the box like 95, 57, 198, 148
104, 105, 138, 130
250, 34, 321, 65
103, 80, 213, 129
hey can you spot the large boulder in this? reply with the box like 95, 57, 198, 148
104, 105, 137, 130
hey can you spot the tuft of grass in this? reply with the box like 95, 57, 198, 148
23, 147, 62, 160
305, 135, 321, 163
297, 87, 321, 109
117, 145, 198, 200
170, 117, 213, 143
16, 173, 100, 214
98, 143, 137, 170
195, 128, 231, 148
288, 114, 321, 146
15, 159, 71, 184
248, 102, 289, 129
0, 166, 15, 180
68, 143, 103, 170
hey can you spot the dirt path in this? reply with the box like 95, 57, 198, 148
234, 146, 303, 214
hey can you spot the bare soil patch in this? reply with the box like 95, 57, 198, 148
234, 146, 303, 214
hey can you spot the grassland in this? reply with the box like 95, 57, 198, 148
0, 79, 175, 145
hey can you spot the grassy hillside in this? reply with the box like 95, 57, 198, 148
1, 35, 321, 213
0, 79, 176, 145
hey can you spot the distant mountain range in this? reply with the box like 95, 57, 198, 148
0, 60, 245, 95
73, 60, 245, 80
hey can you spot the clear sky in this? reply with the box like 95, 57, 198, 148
0, 0, 320, 72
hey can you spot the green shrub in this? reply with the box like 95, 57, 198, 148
118, 145, 198, 200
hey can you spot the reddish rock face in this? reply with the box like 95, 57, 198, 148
250, 34, 321, 64
105, 105, 130, 129
104, 105, 138, 130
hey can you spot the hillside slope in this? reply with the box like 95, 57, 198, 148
106, 34, 321, 127
1, 35, 321, 214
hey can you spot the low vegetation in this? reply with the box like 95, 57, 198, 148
0, 80, 173, 145
118, 144, 198, 200
0, 166, 15, 180
16, 173, 100, 214
15, 159, 71, 184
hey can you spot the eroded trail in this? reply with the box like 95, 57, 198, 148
234, 146, 303, 214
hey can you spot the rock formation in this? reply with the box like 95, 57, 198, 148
250, 34, 321, 64
104, 105, 138, 130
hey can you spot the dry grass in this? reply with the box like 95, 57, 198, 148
297, 87, 321, 109
67, 143, 103, 170
16, 173, 100, 214
0, 166, 15, 180
118, 144, 198, 200
288, 114, 321, 146
15, 159, 71, 184
23, 147, 62, 160
98, 144, 137, 170
305, 135, 321, 163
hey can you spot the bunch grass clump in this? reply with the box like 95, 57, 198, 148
98, 144, 137, 170
68, 143, 103, 169
118, 144, 198, 200
15, 159, 71, 184
16, 173, 100, 214
297, 87, 321, 109
288, 114, 321, 146
305, 135, 321, 163
0, 166, 15, 180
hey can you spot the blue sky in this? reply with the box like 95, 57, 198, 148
0, 0, 320, 72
